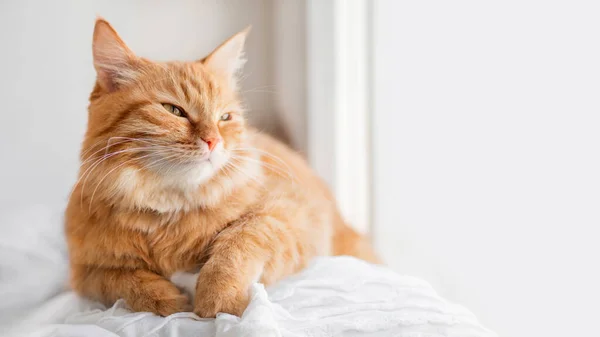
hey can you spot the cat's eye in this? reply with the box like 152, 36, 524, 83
162, 103, 185, 117
220, 113, 232, 121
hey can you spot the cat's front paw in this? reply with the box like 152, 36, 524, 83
127, 279, 191, 316
193, 271, 249, 318
194, 289, 249, 318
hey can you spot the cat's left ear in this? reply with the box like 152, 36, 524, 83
202, 27, 250, 89
92, 18, 140, 92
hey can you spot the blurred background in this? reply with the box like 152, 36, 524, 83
1, 1, 599, 337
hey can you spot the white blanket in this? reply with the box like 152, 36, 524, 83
0, 205, 496, 337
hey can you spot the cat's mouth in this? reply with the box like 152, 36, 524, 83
135, 145, 230, 182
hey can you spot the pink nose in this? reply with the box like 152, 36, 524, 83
202, 137, 221, 152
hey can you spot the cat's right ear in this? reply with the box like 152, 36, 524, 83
92, 18, 139, 92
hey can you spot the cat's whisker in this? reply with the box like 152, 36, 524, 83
106, 136, 173, 147
237, 73, 251, 84
81, 146, 168, 173
243, 89, 277, 93
80, 138, 116, 159
232, 147, 294, 176
229, 157, 272, 185
69, 142, 139, 202
144, 152, 184, 172
244, 84, 276, 90
241, 85, 278, 95
163, 154, 187, 175
80, 137, 172, 167
88, 151, 166, 212
80, 139, 139, 165
119, 152, 184, 190
220, 163, 235, 183
230, 148, 295, 180
225, 159, 264, 187
132, 152, 182, 180
77, 147, 144, 201
78, 147, 174, 207
229, 155, 293, 182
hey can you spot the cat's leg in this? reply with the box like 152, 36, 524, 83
193, 214, 306, 318
71, 266, 190, 316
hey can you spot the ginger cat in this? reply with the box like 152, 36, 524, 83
65, 19, 378, 318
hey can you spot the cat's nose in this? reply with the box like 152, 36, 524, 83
201, 136, 221, 152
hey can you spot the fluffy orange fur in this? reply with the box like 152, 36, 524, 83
65, 19, 379, 318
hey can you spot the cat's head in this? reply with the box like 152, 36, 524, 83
79, 19, 254, 210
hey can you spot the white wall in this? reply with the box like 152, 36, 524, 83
272, 0, 307, 154
0, 0, 307, 206
372, 1, 600, 337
